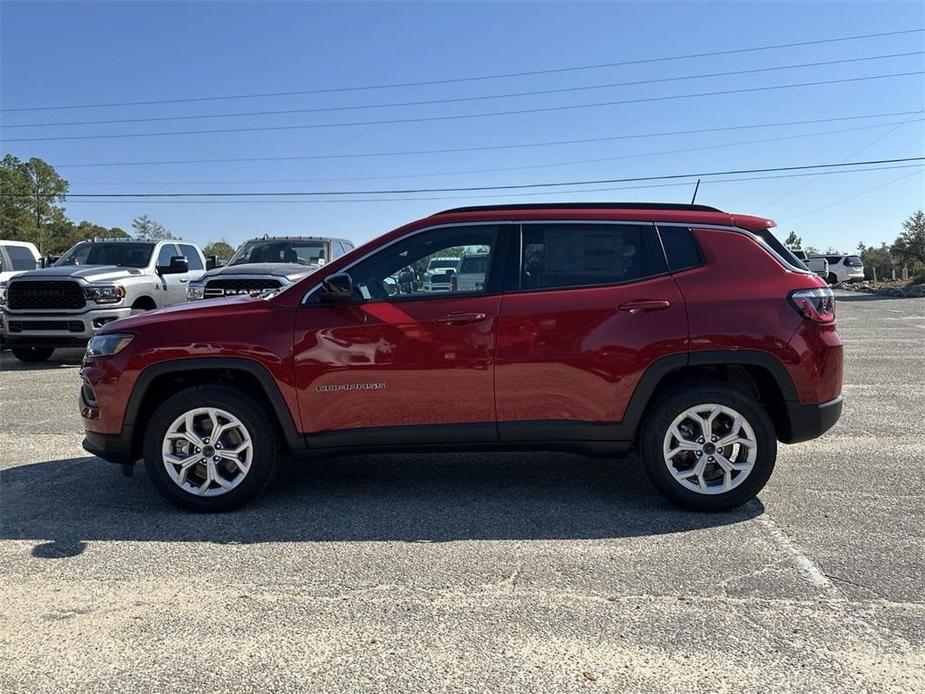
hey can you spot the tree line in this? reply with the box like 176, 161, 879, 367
784, 210, 925, 281
0, 155, 235, 260
2, 153, 922, 274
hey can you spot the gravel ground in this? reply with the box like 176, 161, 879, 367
1, 291, 923, 693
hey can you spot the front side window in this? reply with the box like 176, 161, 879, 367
3, 245, 39, 271
56, 242, 155, 268
520, 223, 664, 290
156, 244, 178, 268
316, 224, 501, 302
178, 244, 204, 270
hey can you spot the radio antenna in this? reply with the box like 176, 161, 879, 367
690, 178, 702, 204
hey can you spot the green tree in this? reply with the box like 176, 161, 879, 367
132, 214, 172, 241
203, 239, 235, 260
891, 210, 925, 265
784, 231, 802, 248
0, 155, 69, 252
856, 242, 892, 281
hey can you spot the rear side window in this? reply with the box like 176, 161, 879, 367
656, 226, 702, 272
824, 255, 843, 264
520, 223, 665, 290
3, 245, 39, 271
178, 244, 204, 270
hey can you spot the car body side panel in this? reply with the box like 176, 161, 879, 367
494, 275, 687, 423
673, 228, 842, 405
293, 295, 501, 434
80, 298, 298, 436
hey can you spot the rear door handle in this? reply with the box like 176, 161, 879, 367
435, 312, 487, 325
618, 300, 671, 314
179, 278, 189, 283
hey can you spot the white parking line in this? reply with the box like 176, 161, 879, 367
750, 505, 844, 601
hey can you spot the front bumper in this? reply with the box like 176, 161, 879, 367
782, 395, 843, 444
83, 430, 136, 464
2, 306, 132, 346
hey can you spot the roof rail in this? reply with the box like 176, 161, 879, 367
433, 202, 724, 214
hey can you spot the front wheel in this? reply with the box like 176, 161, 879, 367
11, 346, 55, 362
639, 384, 776, 511
142, 385, 278, 511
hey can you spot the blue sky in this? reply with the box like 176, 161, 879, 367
2, 0, 923, 252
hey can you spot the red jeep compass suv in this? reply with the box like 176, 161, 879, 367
80, 203, 843, 512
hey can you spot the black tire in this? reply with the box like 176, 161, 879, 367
827, 273, 838, 285
639, 383, 777, 512
11, 346, 55, 362
142, 385, 278, 511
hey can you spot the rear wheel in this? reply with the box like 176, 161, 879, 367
142, 385, 278, 511
11, 346, 54, 362
827, 273, 838, 285
639, 383, 776, 511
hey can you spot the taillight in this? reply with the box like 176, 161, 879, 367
788, 288, 835, 322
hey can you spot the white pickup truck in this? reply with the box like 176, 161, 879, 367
1, 237, 205, 362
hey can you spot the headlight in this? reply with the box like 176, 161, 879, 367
86, 332, 135, 358
84, 284, 125, 304
187, 284, 205, 301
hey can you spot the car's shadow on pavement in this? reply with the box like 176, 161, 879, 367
2, 452, 762, 555
0, 348, 85, 370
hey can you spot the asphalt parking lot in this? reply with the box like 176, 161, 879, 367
1, 291, 923, 693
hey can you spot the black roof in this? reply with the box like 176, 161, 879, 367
434, 202, 723, 215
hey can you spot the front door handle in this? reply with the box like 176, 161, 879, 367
435, 312, 487, 326
618, 300, 671, 314
179, 278, 189, 283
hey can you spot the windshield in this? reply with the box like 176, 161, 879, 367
428, 259, 458, 270
55, 242, 155, 268
230, 239, 326, 266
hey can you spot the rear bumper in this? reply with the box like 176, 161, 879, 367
82, 430, 136, 464
782, 395, 843, 444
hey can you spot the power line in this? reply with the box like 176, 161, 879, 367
6, 157, 921, 198
756, 112, 923, 212
65, 163, 925, 205
49, 110, 925, 169
7, 71, 923, 144
780, 167, 924, 223
8, 51, 922, 129
68, 118, 925, 186
4, 27, 922, 113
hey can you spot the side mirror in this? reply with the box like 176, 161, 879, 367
157, 255, 189, 275
319, 272, 353, 303
205, 255, 218, 270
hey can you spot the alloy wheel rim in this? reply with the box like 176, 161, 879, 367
662, 403, 757, 496
161, 407, 253, 497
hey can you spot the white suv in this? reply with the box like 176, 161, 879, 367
814, 254, 865, 284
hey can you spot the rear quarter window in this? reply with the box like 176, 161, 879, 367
656, 226, 702, 272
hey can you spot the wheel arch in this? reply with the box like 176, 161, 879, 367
130, 294, 158, 310
125, 357, 304, 460
624, 351, 798, 442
